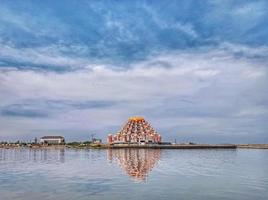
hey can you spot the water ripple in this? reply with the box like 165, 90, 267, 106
0, 148, 268, 200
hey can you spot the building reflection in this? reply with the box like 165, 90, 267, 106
39, 148, 65, 163
107, 148, 161, 181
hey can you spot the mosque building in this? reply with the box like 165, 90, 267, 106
107, 117, 162, 145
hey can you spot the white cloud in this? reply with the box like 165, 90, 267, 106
142, 4, 199, 38
0, 5, 68, 38
0, 42, 91, 70
173, 23, 199, 38
242, 69, 266, 79
0, 50, 226, 104
219, 42, 268, 58
0, 43, 267, 142
232, 2, 267, 20
235, 106, 268, 117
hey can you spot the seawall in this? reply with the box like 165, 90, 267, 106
104, 144, 237, 149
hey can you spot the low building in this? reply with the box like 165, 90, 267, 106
107, 116, 162, 145
40, 136, 65, 144
92, 138, 102, 144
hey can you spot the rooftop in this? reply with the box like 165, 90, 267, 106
128, 116, 144, 122
40, 136, 64, 139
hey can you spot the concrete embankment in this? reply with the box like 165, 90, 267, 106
90, 144, 268, 149
2, 144, 268, 149
104, 144, 237, 149
105, 144, 268, 149
237, 144, 268, 149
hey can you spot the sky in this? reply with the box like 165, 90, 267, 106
0, 0, 268, 143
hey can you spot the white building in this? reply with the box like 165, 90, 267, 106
40, 136, 65, 144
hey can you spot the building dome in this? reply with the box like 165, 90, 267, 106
128, 116, 144, 122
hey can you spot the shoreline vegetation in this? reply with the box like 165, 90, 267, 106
1, 143, 268, 149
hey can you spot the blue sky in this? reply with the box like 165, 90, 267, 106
0, 0, 268, 143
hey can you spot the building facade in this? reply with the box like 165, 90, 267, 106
107, 117, 162, 145
40, 136, 65, 144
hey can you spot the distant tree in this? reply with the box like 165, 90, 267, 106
67, 142, 80, 146
83, 141, 92, 145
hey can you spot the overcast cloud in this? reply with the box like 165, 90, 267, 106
0, 0, 268, 143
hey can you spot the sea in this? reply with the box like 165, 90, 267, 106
0, 148, 267, 200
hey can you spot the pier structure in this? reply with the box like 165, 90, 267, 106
107, 117, 161, 145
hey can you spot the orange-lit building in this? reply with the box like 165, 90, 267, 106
107, 117, 162, 144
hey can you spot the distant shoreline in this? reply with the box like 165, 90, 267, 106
1, 144, 268, 149
236, 144, 268, 149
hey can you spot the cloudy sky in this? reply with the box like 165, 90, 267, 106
0, 0, 268, 143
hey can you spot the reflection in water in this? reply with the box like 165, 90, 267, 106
107, 148, 161, 181
1, 148, 268, 200
0, 148, 66, 163
39, 148, 65, 163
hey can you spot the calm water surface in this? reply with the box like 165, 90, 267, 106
0, 148, 267, 200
